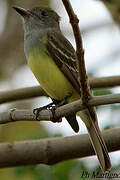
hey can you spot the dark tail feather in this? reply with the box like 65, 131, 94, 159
65, 114, 79, 133
87, 121, 111, 172
78, 109, 111, 172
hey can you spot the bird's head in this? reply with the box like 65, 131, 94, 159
13, 6, 60, 32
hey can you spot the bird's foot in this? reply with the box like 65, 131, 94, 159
33, 92, 72, 122
33, 102, 62, 122
52, 92, 72, 107
33, 102, 55, 120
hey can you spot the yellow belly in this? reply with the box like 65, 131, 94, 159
28, 51, 79, 102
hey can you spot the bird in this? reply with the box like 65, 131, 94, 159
13, 6, 111, 172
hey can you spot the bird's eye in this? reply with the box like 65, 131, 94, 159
41, 10, 48, 17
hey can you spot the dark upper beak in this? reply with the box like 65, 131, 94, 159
13, 6, 31, 17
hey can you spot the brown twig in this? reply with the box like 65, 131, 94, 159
0, 128, 119, 168
1, 93, 120, 124
61, 0, 91, 102
0, 86, 47, 104
0, 76, 120, 104
61, 0, 100, 140
89, 76, 120, 89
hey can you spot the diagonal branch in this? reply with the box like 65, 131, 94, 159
61, 0, 91, 101
0, 128, 119, 168
61, 1, 100, 144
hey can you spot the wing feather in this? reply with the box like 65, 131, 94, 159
46, 31, 80, 93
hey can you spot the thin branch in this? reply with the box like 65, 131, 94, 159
0, 76, 120, 104
1, 93, 120, 124
90, 76, 120, 89
61, 1, 102, 152
0, 128, 119, 168
61, 0, 91, 102
0, 86, 48, 104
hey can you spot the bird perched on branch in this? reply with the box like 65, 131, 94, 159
13, 6, 111, 172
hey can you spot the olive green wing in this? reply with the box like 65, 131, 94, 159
46, 30, 80, 133
46, 30, 80, 94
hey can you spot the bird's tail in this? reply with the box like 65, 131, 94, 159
78, 109, 111, 172
65, 114, 79, 133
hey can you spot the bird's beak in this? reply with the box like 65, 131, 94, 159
13, 6, 31, 18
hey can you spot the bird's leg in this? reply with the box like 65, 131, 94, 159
33, 102, 55, 120
50, 92, 72, 122
52, 92, 72, 107
33, 92, 72, 121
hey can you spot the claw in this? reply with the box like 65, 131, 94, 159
33, 93, 72, 121
33, 102, 54, 119
33, 107, 44, 119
